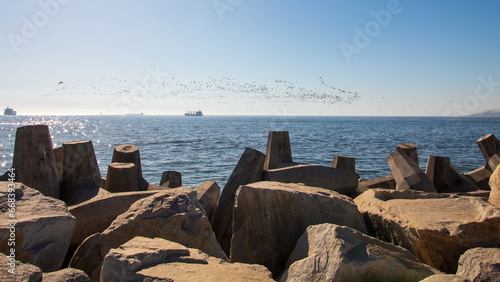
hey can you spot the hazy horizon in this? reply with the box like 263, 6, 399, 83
1, 1, 499, 117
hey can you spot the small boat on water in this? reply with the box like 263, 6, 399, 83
125, 112, 144, 116
4, 107, 16, 116
185, 110, 203, 116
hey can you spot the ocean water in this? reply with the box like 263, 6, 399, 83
0, 115, 499, 189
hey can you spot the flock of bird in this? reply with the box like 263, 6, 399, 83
41, 76, 360, 105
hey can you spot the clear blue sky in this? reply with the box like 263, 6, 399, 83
1, 0, 499, 116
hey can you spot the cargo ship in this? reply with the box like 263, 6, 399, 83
184, 110, 203, 116
4, 107, 16, 115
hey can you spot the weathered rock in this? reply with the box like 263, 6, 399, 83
231, 181, 366, 278
387, 150, 437, 192
212, 147, 265, 256
0, 182, 76, 272
69, 187, 226, 281
456, 247, 500, 282
195, 180, 220, 224
43, 268, 91, 282
397, 142, 419, 167
490, 165, 500, 208
68, 190, 160, 255
101, 236, 273, 282
477, 133, 500, 170
12, 125, 59, 199
426, 156, 478, 193
419, 274, 467, 282
280, 223, 441, 282
426, 156, 452, 192
332, 155, 356, 171
159, 170, 182, 188
0, 253, 42, 282
262, 164, 359, 194
60, 140, 102, 206
111, 144, 148, 191
103, 162, 139, 193
488, 153, 500, 170
263, 131, 293, 170
357, 174, 396, 190
354, 189, 500, 273
53, 146, 64, 182
463, 166, 492, 190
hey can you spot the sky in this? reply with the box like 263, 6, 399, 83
1, 0, 499, 116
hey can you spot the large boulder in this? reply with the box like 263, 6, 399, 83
69, 187, 226, 281
43, 268, 91, 282
456, 247, 500, 282
0, 253, 42, 282
490, 165, 500, 208
68, 190, 160, 253
0, 182, 76, 272
231, 181, 366, 278
280, 223, 441, 281
101, 236, 273, 281
195, 180, 220, 223
354, 189, 500, 273
262, 164, 359, 194
212, 147, 266, 256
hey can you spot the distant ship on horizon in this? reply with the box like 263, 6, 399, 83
185, 110, 203, 116
4, 107, 16, 116
125, 112, 144, 116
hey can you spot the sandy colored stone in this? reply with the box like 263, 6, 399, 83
69, 187, 226, 281
419, 274, 466, 282
0, 253, 42, 282
43, 268, 91, 282
231, 181, 366, 278
195, 180, 220, 223
68, 190, 160, 251
212, 147, 266, 256
262, 163, 359, 194
456, 247, 500, 282
355, 189, 500, 273
101, 236, 273, 282
489, 165, 500, 208
0, 182, 75, 272
387, 151, 437, 192
280, 223, 441, 282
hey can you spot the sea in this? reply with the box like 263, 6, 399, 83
1, 115, 499, 189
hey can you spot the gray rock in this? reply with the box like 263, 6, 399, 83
101, 236, 273, 282
456, 247, 500, 282
0, 182, 76, 272
230, 181, 366, 278
280, 223, 441, 282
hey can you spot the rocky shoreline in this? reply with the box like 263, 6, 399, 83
1, 125, 500, 281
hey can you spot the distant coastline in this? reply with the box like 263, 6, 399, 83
466, 109, 500, 118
